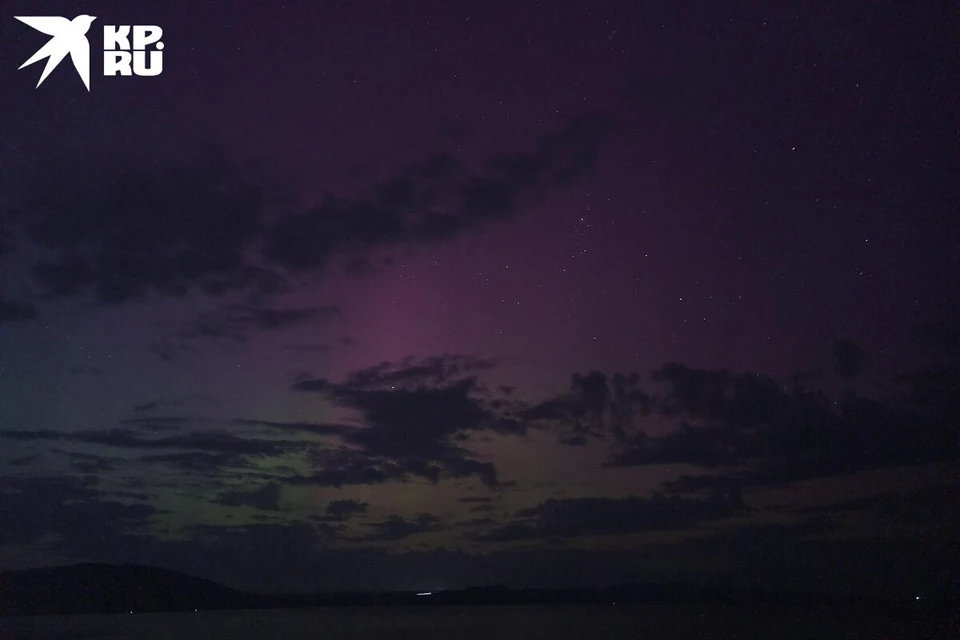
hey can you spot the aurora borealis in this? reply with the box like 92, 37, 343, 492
1, 1, 957, 594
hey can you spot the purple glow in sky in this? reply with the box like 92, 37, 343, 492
0, 0, 957, 595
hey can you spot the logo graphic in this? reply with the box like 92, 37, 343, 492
16, 15, 96, 91
103, 25, 164, 77
15, 15, 164, 90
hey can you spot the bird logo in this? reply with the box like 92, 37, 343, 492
16, 15, 97, 91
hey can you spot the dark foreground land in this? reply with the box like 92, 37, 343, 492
1, 605, 956, 640
0, 564, 954, 639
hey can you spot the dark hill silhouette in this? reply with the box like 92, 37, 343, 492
1, 564, 950, 616
0, 564, 256, 615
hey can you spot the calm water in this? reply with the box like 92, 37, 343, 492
0, 606, 942, 639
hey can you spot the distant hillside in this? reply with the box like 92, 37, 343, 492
1, 564, 943, 616
0, 564, 257, 615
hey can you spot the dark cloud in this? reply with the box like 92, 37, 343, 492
55, 450, 122, 474
283, 451, 404, 487
4, 454, 42, 467
438, 457, 501, 488
231, 418, 352, 438
186, 303, 339, 338
13, 116, 607, 309
0, 428, 301, 476
284, 447, 500, 489
475, 493, 744, 542
604, 362, 957, 490
151, 302, 340, 360
358, 513, 446, 541
325, 499, 368, 521
7, 354, 953, 496
24, 150, 285, 304
214, 482, 282, 511
291, 356, 520, 487
520, 371, 651, 442
0, 298, 38, 322
0, 475, 158, 547
331, 354, 501, 390
0, 428, 295, 456
651, 364, 787, 426
610, 424, 749, 469
469, 503, 496, 513
457, 496, 492, 504
455, 517, 496, 528
138, 452, 252, 472
660, 474, 745, 496
132, 401, 163, 413
790, 484, 960, 530
332, 376, 494, 450
185, 522, 327, 563
265, 115, 608, 271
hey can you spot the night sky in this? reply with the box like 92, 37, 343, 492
1, 1, 958, 595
